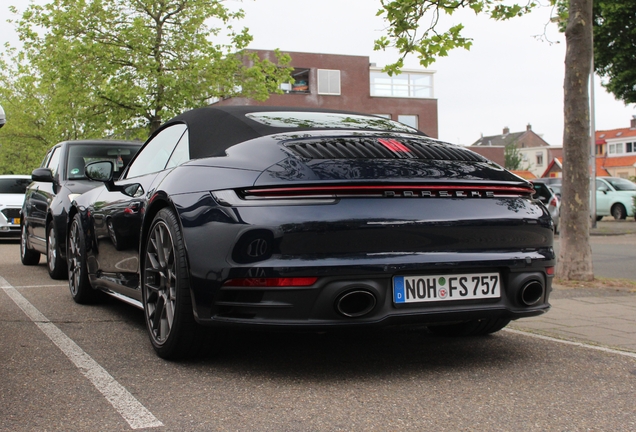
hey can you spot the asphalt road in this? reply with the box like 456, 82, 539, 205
1, 240, 636, 431
554, 233, 636, 280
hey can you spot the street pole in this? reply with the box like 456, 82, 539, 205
590, 35, 597, 228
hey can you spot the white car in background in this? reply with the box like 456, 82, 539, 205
595, 177, 636, 220
0, 175, 32, 238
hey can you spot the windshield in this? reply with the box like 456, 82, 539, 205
606, 178, 636, 191
66, 143, 142, 180
0, 178, 31, 194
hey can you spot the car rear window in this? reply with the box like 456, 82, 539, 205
246, 111, 419, 133
532, 183, 552, 203
0, 178, 31, 194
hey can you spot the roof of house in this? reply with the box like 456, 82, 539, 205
596, 155, 636, 174
471, 125, 551, 148
595, 127, 636, 144
472, 131, 524, 147
540, 157, 563, 178
510, 170, 537, 180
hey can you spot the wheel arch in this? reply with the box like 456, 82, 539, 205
141, 193, 191, 271
46, 208, 69, 259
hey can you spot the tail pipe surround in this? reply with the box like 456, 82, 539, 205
520, 280, 545, 306
336, 290, 377, 318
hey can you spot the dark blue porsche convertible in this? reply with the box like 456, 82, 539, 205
68, 106, 554, 359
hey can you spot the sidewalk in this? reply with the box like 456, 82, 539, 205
510, 284, 636, 353
590, 218, 636, 236
529, 220, 636, 353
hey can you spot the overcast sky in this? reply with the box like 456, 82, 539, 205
2, 0, 635, 146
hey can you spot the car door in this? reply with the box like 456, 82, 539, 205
24, 145, 63, 250
596, 179, 612, 216
88, 124, 189, 298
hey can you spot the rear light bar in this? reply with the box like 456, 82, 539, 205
212, 185, 534, 206
223, 277, 319, 287
241, 185, 534, 199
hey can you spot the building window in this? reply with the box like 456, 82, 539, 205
608, 142, 624, 155
317, 69, 341, 95
370, 69, 433, 98
287, 68, 310, 93
536, 152, 544, 166
627, 142, 634, 153
398, 115, 418, 129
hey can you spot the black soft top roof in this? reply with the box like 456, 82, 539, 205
164, 106, 425, 160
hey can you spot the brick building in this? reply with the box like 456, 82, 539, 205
595, 116, 636, 178
469, 125, 562, 177
214, 50, 439, 138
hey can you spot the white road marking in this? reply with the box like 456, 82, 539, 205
0, 277, 163, 429
505, 328, 636, 359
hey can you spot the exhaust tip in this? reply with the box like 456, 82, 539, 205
520, 281, 544, 306
336, 290, 377, 318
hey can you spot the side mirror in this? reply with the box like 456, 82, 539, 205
31, 168, 55, 183
85, 160, 142, 197
85, 160, 114, 182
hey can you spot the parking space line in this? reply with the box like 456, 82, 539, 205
505, 328, 636, 359
0, 277, 163, 430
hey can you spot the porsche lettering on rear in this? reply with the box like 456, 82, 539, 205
383, 190, 496, 198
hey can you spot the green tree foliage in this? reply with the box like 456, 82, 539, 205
504, 142, 523, 171
593, 1, 636, 105
374, 0, 595, 281
375, 0, 538, 74
0, 0, 292, 174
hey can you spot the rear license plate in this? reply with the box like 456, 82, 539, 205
393, 273, 500, 304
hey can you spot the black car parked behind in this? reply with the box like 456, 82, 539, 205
20, 140, 142, 279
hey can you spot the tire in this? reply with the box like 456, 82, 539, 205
67, 214, 101, 304
596, 215, 603, 222
47, 223, 67, 279
428, 317, 511, 337
142, 208, 205, 360
20, 222, 40, 265
611, 203, 626, 220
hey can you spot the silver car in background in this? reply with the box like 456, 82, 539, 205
532, 180, 560, 233
0, 175, 32, 237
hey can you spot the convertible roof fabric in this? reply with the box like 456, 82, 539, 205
164, 106, 425, 160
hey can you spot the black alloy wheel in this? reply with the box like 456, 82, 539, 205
47, 223, 67, 279
611, 203, 627, 220
68, 214, 100, 303
20, 222, 40, 265
142, 208, 204, 360
427, 317, 511, 337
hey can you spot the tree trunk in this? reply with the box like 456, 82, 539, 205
556, 0, 594, 281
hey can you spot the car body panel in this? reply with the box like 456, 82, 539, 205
531, 180, 560, 232
0, 175, 31, 237
595, 177, 636, 218
70, 106, 554, 334
22, 140, 142, 266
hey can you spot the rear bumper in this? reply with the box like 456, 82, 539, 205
189, 255, 554, 329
